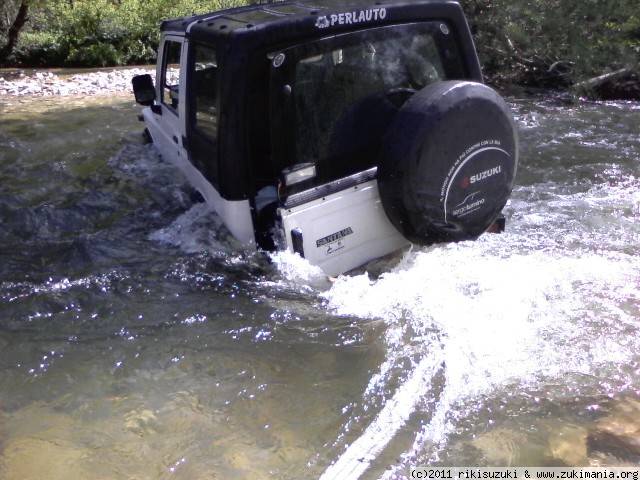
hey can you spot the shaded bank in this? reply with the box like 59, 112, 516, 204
460, 0, 640, 99
580, 70, 640, 101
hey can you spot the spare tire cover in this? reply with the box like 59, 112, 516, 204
378, 81, 518, 244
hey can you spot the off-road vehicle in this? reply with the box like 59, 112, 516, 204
132, 0, 518, 276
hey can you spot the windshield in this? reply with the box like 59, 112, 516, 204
276, 22, 465, 184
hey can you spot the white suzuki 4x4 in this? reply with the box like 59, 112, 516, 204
132, 0, 518, 276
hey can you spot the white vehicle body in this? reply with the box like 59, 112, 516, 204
279, 173, 409, 275
145, 70, 409, 276
144, 35, 256, 247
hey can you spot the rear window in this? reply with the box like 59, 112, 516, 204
273, 22, 465, 183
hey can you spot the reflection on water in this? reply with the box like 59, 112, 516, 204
0, 93, 639, 479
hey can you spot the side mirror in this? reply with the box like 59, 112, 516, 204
132, 74, 156, 106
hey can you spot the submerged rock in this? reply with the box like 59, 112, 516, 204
0, 68, 179, 97
0, 437, 93, 480
548, 425, 588, 466
123, 408, 159, 437
471, 428, 529, 466
0, 390, 312, 478
587, 398, 640, 462
588, 451, 639, 468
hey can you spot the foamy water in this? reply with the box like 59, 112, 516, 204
318, 237, 639, 478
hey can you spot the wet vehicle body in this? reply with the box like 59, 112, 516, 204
133, 0, 518, 276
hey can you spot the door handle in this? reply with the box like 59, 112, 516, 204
172, 135, 179, 144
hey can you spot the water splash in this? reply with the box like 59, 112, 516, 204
148, 202, 234, 254
317, 233, 639, 477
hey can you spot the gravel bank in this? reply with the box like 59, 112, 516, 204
0, 68, 178, 97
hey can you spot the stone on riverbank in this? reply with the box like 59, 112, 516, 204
595, 71, 640, 101
0, 68, 178, 97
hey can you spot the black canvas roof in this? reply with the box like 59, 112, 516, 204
161, 0, 468, 45
157, 0, 482, 203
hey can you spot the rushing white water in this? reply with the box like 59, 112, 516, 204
316, 237, 639, 478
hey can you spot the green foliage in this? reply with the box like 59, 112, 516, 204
460, 0, 640, 86
13, 31, 67, 66
5, 0, 640, 87
12, 0, 247, 67
67, 42, 121, 67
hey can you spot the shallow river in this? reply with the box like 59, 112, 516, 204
0, 93, 639, 479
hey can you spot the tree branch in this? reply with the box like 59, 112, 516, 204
0, 0, 29, 64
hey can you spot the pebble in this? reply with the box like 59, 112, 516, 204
0, 68, 179, 97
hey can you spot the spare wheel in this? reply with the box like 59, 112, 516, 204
378, 80, 518, 244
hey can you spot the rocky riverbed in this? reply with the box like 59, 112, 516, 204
467, 396, 640, 467
0, 68, 178, 97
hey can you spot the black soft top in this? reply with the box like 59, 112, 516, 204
160, 0, 483, 202
161, 0, 473, 51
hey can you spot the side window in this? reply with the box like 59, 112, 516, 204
162, 40, 182, 111
192, 44, 218, 141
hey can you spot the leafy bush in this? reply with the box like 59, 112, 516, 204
13, 0, 246, 67
5, 0, 640, 88
67, 42, 121, 67
13, 31, 67, 66
460, 0, 640, 86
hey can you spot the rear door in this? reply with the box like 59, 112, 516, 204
269, 22, 465, 274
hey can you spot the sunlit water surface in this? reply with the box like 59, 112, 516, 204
0, 93, 639, 479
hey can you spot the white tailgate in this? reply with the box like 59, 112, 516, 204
279, 180, 409, 276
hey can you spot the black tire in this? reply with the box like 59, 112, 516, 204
378, 80, 518, 245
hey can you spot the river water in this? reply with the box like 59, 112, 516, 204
0, 92, 639, 479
